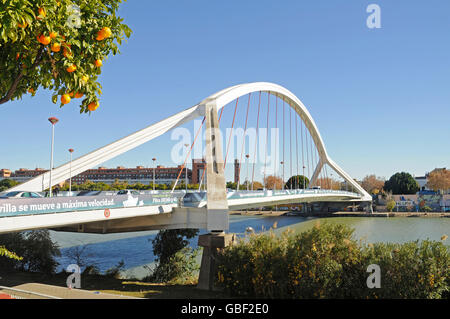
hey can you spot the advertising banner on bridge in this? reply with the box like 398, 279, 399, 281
0, 193, 181, 218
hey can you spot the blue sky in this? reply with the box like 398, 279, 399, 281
1, 0, 449, 182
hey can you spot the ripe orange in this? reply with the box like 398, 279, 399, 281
18, 22, 28, 28
88, 101, 99, 111
38, 34, 51, 45
49, 31, 58, 39
69, 92, 74, 97
16, 53, 20, 60
75, 92, 84, 98
37, 7, 46, 20
28, 88, 35, 94
96, 27, 112, 41
94, 59, 102, 67
81, 75, 89, 83
63, 47, 72, 58
66, 64, 77, 73
102, 27, 112, 38
51, 43, 61, 52
61, 94, 71, 105
96, 31, 105, 41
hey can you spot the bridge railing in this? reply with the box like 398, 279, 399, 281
0, 189, 361, 218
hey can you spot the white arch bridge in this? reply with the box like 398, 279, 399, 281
1, 82, 372, 235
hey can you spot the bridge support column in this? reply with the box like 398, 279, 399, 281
204, 101, 229, 231
197, 232, 236, 291
366, 202, 374, 214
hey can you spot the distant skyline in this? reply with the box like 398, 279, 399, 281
1, 1, 449, 183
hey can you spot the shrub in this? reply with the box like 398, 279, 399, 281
145, 229, 199, 284
386, 200, 396, 212
215, 223, 450, 299
360, 241, 450, 299
104, 260, 125, 279
144, 247, 199, 284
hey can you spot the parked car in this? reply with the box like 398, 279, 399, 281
0, 191, 43, 199
76, 190, 103, 196
117, 189, 140, 196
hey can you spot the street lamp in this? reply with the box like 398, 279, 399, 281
184, 144, 189, 192
48, 117, 59, 197
246, 154, 250, 191
303, 165, 306, 190
152, 158, 156, 191
68, 148, 74, 196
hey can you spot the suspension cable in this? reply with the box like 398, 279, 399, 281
264, 92, 270, 189
282, 98, 285, 190
237, 93, 251, 191
274, 96, 278, 190
309, 129, 314, 187
312, 143, 318, 188
289, 106, 292, 190
300, 114, 305, 189
295, 113, 299, 189
172, 116, 205, 193
251, 91, 261, 190
305, 124, 310, 188
224, 97, 239, 169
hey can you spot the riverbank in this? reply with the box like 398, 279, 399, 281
230, 210, 450, 218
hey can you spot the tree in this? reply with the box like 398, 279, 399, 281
250, 181, 264, 190
226, 181, 237, 189
386, 200, 396, 212
263, 175, 283, 190
147, 229, 199, 283
316, 177, 341, 190
0, 0, 131, 112
426, 168, 450, 193
0, 230, 60, 274
64, 244, 95, 270
285, 175, 309, 189
0, 179, 19, 192
383, 172, 419, 195
361, 174, 385, 194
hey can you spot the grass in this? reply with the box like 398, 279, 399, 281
0, 271, 228, 299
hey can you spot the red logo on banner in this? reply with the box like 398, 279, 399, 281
104, 208, 110, 218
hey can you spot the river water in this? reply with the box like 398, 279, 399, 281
51, 215, 450, 279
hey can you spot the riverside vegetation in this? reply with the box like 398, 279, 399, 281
215, 222, 450, 299
1, 222, 448, 299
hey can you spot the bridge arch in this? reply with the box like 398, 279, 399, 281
200, 82, 370, 200
9, 82, 371, 201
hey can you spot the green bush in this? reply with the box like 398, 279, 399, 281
386, 200, 396, 212
144, 247, 199, 284
215, 223, 450, 299
144, 229, 200, 284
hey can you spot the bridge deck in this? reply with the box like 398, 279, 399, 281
0, 190, 364, 234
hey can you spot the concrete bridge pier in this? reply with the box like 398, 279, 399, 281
197, 232, 236, 291
197, 101, 235, 291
